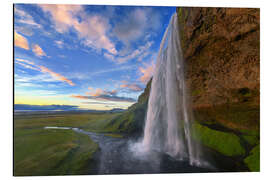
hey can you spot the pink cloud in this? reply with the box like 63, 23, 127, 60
70, 94, 135, 103
120, 82, 143, 92
32, 44, 46, 57
86, 88, 117, 97
14, 32, 29, 50
39, 66, 75, 86
15, 58, 74, 86
138, 61, 155, 84
39, 4, 117, 55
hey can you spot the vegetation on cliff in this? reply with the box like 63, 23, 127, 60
177, 7, 260, 171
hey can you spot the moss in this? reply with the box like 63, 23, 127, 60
244, 145, 260, 171
241, 134, 259, 146
193, 103, 260, 132
192, 89, 201, 96
192, 122, 245, 156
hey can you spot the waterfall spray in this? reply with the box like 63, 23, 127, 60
140, 13, 201, 166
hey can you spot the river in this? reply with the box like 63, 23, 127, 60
45, 126, 215, 174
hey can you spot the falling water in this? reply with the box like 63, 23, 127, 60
141, 13, 201, 166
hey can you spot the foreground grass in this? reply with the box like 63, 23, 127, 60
14, 128, 99, 176
14, 112, 121, 176
244, 145, 260, 172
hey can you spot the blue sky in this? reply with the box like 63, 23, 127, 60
14, 4, 175, 110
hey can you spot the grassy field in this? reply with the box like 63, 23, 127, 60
14, 111, 122, 176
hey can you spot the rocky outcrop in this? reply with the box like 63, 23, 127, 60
177, 7, 260, 171
177, 7, 259, 108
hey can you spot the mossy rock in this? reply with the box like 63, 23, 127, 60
192, 122, 245, 156
241, 134, 259, 146
244, 145, 260, 171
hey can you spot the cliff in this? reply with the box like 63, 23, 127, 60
177, 7, 260, 171
177, 7, 259, 107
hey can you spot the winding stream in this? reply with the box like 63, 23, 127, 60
45, 126, 215, 174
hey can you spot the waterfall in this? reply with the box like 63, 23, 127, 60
140, 13, 201, 166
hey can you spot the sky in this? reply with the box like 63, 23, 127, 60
14, 4, 176, 110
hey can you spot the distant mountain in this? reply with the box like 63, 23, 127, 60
14, 104, 80, 111
14, 104, 126, 114
108, 108, 125, 113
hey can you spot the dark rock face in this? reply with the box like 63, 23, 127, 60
177, 7, 260, 108
177, 7, 260, 171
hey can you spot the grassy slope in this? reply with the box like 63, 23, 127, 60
244, 145, 260, 172
192, 122, 245, 157
14, 128, 99, 176
190, 102, 260, 171
14, 112, 120, 176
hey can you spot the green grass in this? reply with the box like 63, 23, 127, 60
14, 112, 120, 131
14, 128, 99, 176
244, 145, 260, 171
193, 103, 260, 132
192, 122, 246, 156
14, 112, 121, 176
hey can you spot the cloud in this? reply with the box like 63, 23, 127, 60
89, 65, 136, 77
39, 66, 75, 86
16, 58, 35, 65
115, 41, 153, 64
14, 32, 29, 50
15, 58, 75, 86
81, 101, 116, 105
15, 61, 39, 71
54, 40, 64, 48
104, 53, 115, 61
32, 44, 46, 57
71, 94, 135, 103
71, 86, 135, 103
113, 8, 161, 45
14, 104, 79, 111
14, 7, 42, 29
138, 61, 155, 84
15, 26, 34, 36
120, 82, 143, 92
86, 88, 117, 97
113, 8, 147, 45
39, 4, 117, 55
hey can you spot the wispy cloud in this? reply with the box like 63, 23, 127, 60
113, 8, 161, 45
90, 65, 136, 77
71, 86, 135, 103
32, 44, 46, 57
15, 61, 39, 71
39, 4, 117, 55
81, 101, 116, 105
14, 7, 42, 29
86, 88, 117, 96
15, 58, 75, 86
120, 81, 143, 92
54, 40, 64, 48
71, 94, 136, 103
14, 32, 29, 50
138, 60, 155, 84
115, 41, 153, 64
39, 66, 75, 86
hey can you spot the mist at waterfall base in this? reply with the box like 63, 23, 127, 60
129, 13, 211, 170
